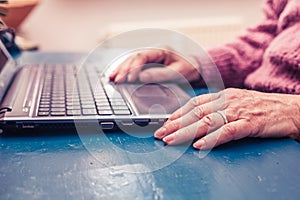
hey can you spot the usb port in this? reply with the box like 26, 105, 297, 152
100, 122, 114, 130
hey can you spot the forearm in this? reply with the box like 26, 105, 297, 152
193, 0, 282, 89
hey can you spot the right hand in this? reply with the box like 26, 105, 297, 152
109, 49, 201, 83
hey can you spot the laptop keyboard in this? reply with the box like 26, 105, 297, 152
37, 64, 132, 117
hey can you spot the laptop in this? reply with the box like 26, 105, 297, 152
0, 41, 191, 135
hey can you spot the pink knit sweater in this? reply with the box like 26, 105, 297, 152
199, 0, 300, 94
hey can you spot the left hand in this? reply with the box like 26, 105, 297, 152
154, 88, 300, 150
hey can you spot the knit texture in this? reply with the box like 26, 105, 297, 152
198, 0, 300, 94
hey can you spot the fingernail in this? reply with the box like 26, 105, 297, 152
193, 140, 205, 150
163, 134, 174, 144
127, 74, 133, 82
164, 119, 171, 125
154, 127, 166, 138
115, 75, 121, 83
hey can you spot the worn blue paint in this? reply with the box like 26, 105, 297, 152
1, 134, 300, 200
0, 52, 299, 200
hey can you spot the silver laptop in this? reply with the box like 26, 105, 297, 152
0, 41, 190, 135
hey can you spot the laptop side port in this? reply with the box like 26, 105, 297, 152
120, 119, 134, 126
133, 119, 150, 127
100, 122, 115, 130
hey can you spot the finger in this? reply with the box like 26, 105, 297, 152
126, 58, 146, 82
125, 52, 166, 82
167, 92, 221, 123
111, 50, 166, 83
109, 70, 118, 81
193, 119, 250, 150
139, 66, 180, 83
114, 56, 142, 83
154, 101, 218, 139
162, 112, 227, 145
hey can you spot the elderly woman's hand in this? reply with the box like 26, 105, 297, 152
154, 88, 300, 150
109, 49, 200, 83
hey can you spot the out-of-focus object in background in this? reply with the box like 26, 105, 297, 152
0, 0, 8, 17
0, 0, 39, 51
0, 0, 38, 29
0, 18, 21, 56
100, 17, 245, 49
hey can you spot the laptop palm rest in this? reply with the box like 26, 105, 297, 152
117, 83, 190, 115
1, 66, 40, 117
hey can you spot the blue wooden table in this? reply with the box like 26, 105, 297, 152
0, 52, 299, 200
1, 133, 300, 199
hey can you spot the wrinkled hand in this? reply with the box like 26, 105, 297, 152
109, 49, 200, 83
154, 88, 300, 150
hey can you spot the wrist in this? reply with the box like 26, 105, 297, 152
188, 54, 202, 82
289, 95, 300, 142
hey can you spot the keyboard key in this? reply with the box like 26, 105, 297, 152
40, 96, 51, 101
82, 109, 97, 115
52, 97, 65, 101
97, 105, 112, 111
113, 109, 131, 115
38, 111, 49, 116
81, 104, 96, 109
112, 105, 129, 110
66, 105, 81, 110
66, 101, 80, 106
66, 109, 81, 116
80, 94, 93, 98
51, 100, 65, 104
40, 102, 50, 106
41, 93, 51, 97
66, 97, 80, 102
51, 111, 65, 116
39, 104, 50, 108
51, 108, 65, 112
81, 100, 95, 105
38, 108, 50, 112
98, 110, 113, 115
96, 102, 110, 107
110, 101, 127, 106
52, 94, 65, 98
51, 104, 65, 108
94, 91, 106, 98
93, 93, 106, 98
95, 98, 110, 103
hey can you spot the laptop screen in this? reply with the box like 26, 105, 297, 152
0, 49, 8, 73
0, 41, 17, 103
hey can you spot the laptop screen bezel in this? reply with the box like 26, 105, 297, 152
0, 41, 18, 103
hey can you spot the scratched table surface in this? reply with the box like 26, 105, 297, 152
0, 52, 300, 200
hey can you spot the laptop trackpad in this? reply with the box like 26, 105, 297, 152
119, 83, 190, 115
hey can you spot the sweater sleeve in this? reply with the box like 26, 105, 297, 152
195, 0, 288, 88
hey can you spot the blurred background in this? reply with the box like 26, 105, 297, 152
2, 0, 263, 52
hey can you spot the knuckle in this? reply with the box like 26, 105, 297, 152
224, 109, 234, 121
177, 66, 185, 74
189, 97, 200, 107
202, 115, 214, 128
192, 106, 205, 119
166, 121, 180, 132
135, 53, 147, 63
135, 52, 143, 58
222, 124, 237, 140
